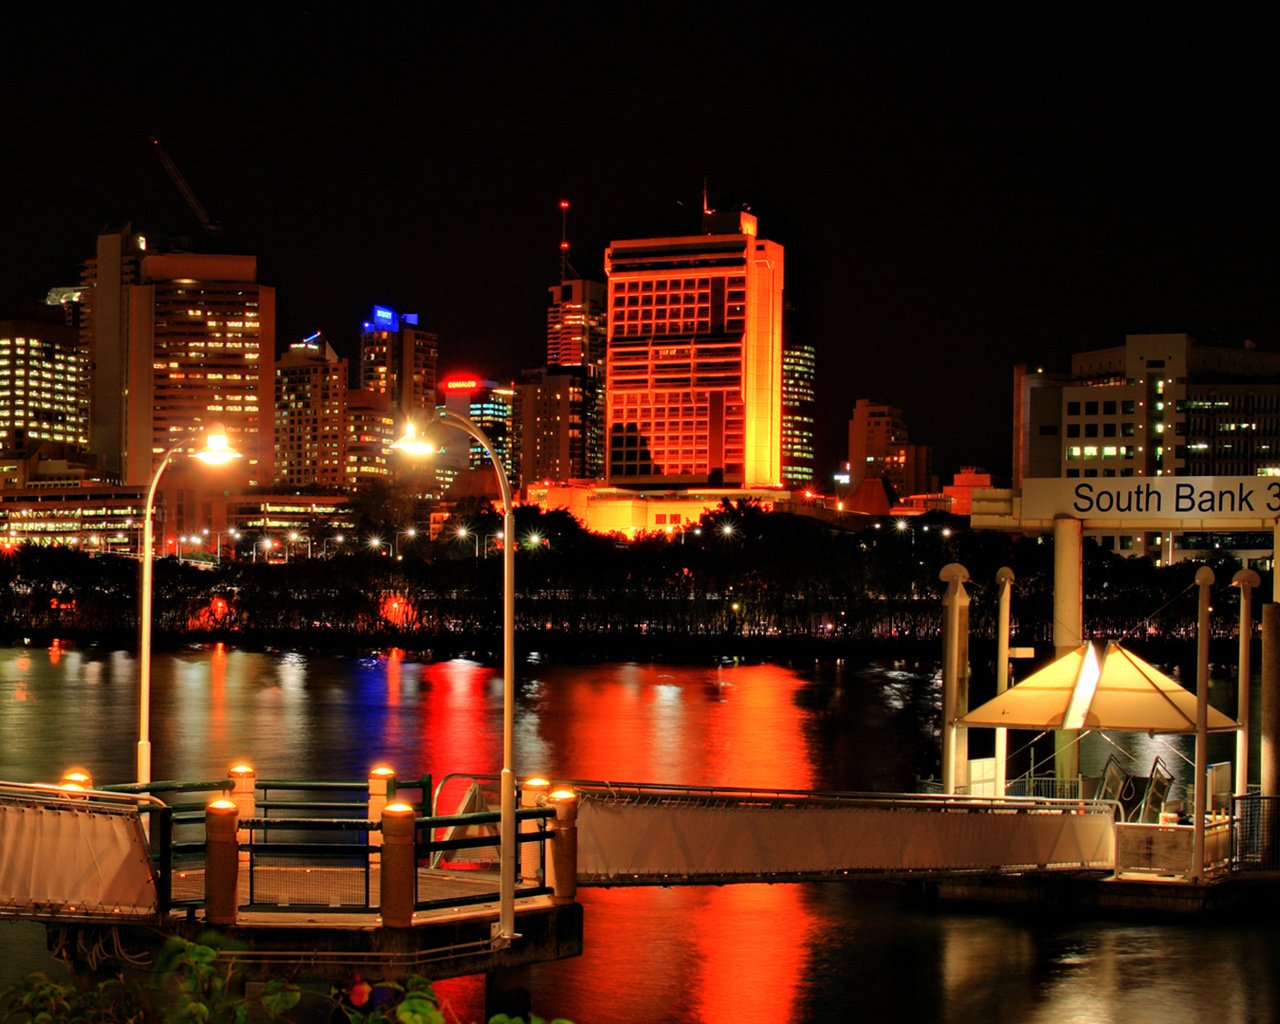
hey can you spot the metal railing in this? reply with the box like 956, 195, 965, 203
1233, 794, 1280, 872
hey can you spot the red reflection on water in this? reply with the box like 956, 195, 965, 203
48, 640, 61, 666
531, 663, 813, 790
209, 643, 227, 744
418, 661, 499, 803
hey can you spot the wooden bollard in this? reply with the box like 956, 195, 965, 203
228, 764, 256, 862
546, 789, 578, 905
520, 778, 550, 882
368, 765, 397, 853
205, 799, 240, 926
379, 801, 416, 928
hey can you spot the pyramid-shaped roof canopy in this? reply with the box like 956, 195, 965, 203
959, 642, 1238, 733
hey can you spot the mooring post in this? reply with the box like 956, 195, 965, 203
1234, 570, 1261, 797
546, 788, 579, 905
520, 777, 550, 882
939, 563, 971, 795
368, 765, 396, 858
205, 799, 239, 926
1192, 566, 1214, 882
379, 801, 416, 928
228, 763, 255, 863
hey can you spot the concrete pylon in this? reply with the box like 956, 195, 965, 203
1233, 570, 1261, 797
940, 563, 971, 795
995, 567, 1015, 797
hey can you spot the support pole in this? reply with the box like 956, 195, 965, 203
940, 563, 971, 795
995, 568, 1015, 797
379, 802, 416, 928
1053, 517, 1084, 787
228, 763, 256, 863
205, 799, 239, 927
1233, 570, 1261, 797
1192, 566, 1214, 882
1262, 604, 1280, 797
546, 788, 579, 905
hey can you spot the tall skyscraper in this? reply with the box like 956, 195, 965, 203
515, 365, 600, 485
0, 310, 88, 452
275, 334, 348, 489
847, 400, 932, 498
346, 388, 395, 490
441, 376, 516, 483
781, 341, 816, 487
81, 232, 276, 486
604, 210, 784, 489
546, 278, 606, 478
359, 305, 438, 428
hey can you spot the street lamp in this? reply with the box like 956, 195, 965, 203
138, 423, 240, 786
393, 408, 518, 945
394, 527, 417, 560
456, 525, 480, 557
322, 534, 345, 558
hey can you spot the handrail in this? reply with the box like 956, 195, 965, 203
0, 780, 169, 810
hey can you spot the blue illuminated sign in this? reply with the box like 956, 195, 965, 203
372, 305, 399, 331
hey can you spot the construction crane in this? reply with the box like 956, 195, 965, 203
150, 136, 221, 236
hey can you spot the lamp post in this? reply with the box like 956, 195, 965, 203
322, 534, 345, 558
394, 527, 417, 560
456, 525, 480, 557
138, 424, 240, 786
393, 409, 517, 945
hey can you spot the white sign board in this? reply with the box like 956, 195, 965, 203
1022, 477, 1280, 521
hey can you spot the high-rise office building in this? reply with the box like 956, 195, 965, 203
604, 210, 784, 488
359, 305, 438, 428
346, 388, 395, 490
441, 376, 516, 484
781, 342, 816, 487
515, 365, 600, 485
1014, 333, 1280, 486
848, 400, 932, 498
546, 278, 606, 478
81, 234, 276, 487
275, 334, 348, 490
0, 311, 88, 452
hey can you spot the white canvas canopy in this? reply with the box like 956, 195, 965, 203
959, 641, 1238, 733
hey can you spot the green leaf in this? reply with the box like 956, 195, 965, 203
395, 994, 445, 1024
261, 980, 303, 1015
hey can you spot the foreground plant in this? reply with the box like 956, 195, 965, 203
0, 937, 572, 1024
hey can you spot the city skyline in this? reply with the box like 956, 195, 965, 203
4, 12, 1274, 479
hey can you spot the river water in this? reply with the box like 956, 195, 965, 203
0, 641, 1273, 1023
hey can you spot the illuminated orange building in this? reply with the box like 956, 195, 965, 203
82, 232, 275, 488
604, 211, 784, 489
275, 334, 347, 489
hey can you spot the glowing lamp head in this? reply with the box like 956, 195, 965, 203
229, 763, 255, 778
383, 801, 414, 814
61, 769, 92, 787
192, 423, 242, 466
209, 798, 237, 811
524, 777, 551, 788
390, 421, 438, 458
371, 765, 396, 778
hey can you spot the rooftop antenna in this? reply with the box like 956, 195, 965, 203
558, 199, 579, 280
702, 179, 712, 215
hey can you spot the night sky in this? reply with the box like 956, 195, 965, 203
4, 10, 1275, 482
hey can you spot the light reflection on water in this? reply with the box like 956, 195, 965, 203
0, 643, 1274, 1023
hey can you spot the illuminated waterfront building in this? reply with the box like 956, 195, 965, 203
80, 231, 275, 487
781, 342, 816, 487
441, 376, 516, 483
848, 400, 932, 497
546, 278, 606, 479
515, 365, 600, 485
0, 312, 88, 452
1014, 333, 1280, 486
275, 334, 348, 489
604, 210, 785, 489
345, 388, 395, 490
359, 305, 438, 427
